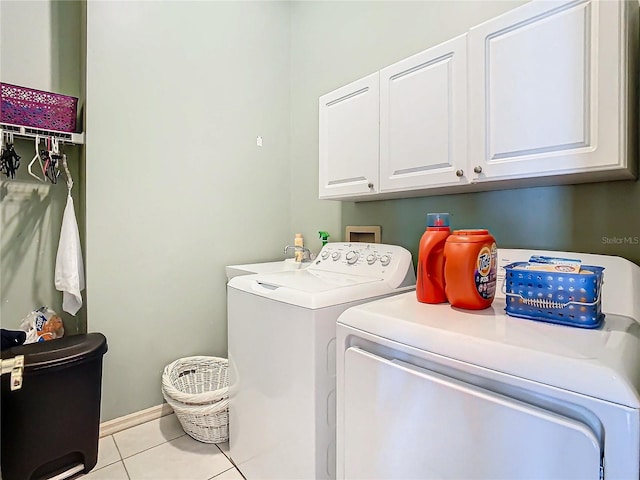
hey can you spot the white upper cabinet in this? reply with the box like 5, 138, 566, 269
319, 73, 380, 199
318, 0, 637, 201
468, 0, 636, 183
379, 34, 468, 192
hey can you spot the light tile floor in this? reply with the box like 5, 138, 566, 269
78, 414, 244, 480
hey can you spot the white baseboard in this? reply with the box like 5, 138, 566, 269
100, 403, 174, 437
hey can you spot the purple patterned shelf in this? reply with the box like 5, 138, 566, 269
1, 83, 78, 133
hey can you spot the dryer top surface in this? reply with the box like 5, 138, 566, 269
338, 291, 640, 407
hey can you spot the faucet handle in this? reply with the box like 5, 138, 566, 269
300, 246, 312, 262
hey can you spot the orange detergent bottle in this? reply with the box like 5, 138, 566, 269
416, 213, 451, 304
444, 229, 497, 310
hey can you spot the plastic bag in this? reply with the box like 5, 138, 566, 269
18, 307, 65, 344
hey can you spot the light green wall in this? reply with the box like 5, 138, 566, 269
86, 1, 291, 420
343, 182, 640, 268
290, 1, 640, 267
0, 0, 86, 334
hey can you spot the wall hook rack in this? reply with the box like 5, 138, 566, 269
0, 122, 84, 145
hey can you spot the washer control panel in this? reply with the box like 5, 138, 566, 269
309, 242, 415, 288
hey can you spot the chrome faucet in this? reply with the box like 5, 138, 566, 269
284, 245, 312, 262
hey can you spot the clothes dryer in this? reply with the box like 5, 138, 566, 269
227, 242, 416, 479
336, 249, 640, 480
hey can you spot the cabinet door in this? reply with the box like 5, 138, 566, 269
319, 73, 379, 199
468, 0, 629, 183
380, 34, 468, 192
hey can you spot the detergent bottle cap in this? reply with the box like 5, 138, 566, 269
427, 213, 450, 228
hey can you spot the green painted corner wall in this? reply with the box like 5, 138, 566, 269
342, 180, 640, 268
86, 1, 292, 420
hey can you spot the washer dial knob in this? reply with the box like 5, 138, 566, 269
321, 250, 330, 260
380, 254, 391, 266
331, 251, 341, 261
346, 251, 359, 264
366, 254, 377, 265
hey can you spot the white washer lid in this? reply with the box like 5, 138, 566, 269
228, 269, 411, 309
338, 292, 640, 407
229, 269, 381, 292
250, 269, 381, 292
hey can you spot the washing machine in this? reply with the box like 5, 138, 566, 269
227, 242, 416, 479
336, 248, 640, 480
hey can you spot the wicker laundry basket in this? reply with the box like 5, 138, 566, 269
161, 356, 229, 443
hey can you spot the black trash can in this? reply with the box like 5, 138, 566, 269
1, 333, 108, 480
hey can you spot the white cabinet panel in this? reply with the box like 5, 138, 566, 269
319, 0, 636, 201
319, 73, 379, 199
468, 0, 633, 182
380, 34, 468, 192
342, 346, 601, 480
488, 5, 587, 155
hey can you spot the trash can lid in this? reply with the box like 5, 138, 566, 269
1, 333, 107, 371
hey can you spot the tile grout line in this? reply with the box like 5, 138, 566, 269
118, 435, 234, 480
88, 430, 184, 478
86, 435, 120, 474
115, 432, 187, 461
94, 420, 235, 479
213, 445, 246, 480
207, 465, 235, 480
122, 460, 132, 480
110, 434, 132, 479
112, 433, 125, 461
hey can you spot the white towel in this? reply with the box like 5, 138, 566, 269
55, 194, 85, 315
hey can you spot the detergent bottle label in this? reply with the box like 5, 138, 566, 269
475, 243, 497, 299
